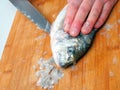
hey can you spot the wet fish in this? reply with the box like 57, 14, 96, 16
50, 5, 97, 68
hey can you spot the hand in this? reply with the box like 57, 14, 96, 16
64, 0, 118, 37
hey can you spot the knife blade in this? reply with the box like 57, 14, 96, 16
9, 0, 51, 33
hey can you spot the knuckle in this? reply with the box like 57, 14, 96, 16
103, 0, 117, 5
104, 3, 112, 11
65, 16, 72, 24
80, 5, 89, 13
69, 1, 79, 10
91, 8, 100, 18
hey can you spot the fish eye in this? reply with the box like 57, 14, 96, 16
67, 46, 75, 54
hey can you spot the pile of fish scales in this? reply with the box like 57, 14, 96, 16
36, 57, 64, 89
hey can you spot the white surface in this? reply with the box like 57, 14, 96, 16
0, 0, 17, 59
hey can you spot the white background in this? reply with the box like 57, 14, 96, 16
0, 0, 16, 59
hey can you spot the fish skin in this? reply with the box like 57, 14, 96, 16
50, 5, 97, 68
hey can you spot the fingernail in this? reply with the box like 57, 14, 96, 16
64, 23, 70, 32
70, 28, 79, 36
82, 21, 90, 34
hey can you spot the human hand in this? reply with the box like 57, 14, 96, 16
64, 0, 118, 37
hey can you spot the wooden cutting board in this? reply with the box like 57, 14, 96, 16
0, 0, 120, 90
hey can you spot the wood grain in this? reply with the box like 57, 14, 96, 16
0, 0, 120, 90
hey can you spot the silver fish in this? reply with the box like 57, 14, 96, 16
50, 5, 97, 68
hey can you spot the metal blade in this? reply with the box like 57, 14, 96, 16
9, 0, 50, 33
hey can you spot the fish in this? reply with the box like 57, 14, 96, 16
50, 5, 97, 68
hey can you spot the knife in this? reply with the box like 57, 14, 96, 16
9, 0, 51, 33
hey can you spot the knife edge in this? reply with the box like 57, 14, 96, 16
9, 0, 51, 33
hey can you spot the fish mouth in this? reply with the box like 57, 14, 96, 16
53, 53, 74, 68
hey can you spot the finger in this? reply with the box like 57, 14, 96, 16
81, 0, 103, 34
69, 0, 95, 37
64, 0, 82, 33
94, 1, 117, 29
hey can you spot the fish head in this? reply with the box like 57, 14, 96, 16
52, 41, 76, 68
